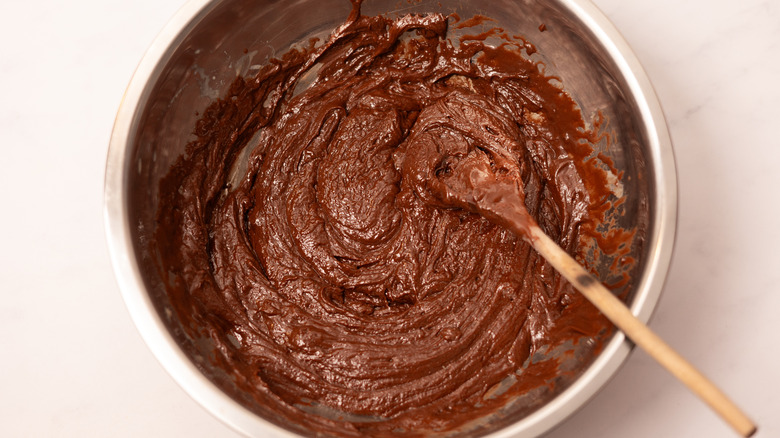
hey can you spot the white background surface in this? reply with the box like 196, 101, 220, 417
1, 0, 778, 436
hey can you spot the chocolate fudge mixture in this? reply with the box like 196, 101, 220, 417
153, 2, 631, 436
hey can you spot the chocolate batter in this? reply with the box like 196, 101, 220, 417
154, 2, 632, 436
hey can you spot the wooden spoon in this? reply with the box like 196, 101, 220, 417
436, 149, 757, 437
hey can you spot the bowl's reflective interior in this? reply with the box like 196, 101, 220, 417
125, 0, 653, 435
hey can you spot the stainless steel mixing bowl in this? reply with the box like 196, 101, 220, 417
105, 0, 676, 436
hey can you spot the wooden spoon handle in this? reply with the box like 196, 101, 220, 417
527, 225, 757, 437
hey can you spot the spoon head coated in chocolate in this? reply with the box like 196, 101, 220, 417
399, 91, 537, 238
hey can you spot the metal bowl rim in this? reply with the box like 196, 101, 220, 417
103, 0, 677, 436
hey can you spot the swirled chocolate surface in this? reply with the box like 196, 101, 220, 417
154, 3, 628, 436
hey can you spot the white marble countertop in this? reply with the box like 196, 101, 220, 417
1, 0, 778, 436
